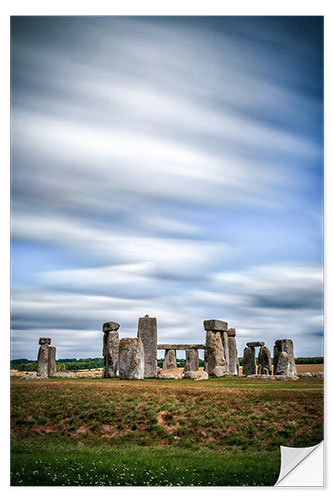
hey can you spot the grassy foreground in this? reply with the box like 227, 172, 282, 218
11, 376, 323, 486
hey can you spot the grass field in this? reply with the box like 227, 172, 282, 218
11, 376, 323, 486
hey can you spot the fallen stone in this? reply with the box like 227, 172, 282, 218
157, 368, 182, 379
103, 321, 120, 332
246, 341, 264, 347
54, 372, 75, 377
163, 348, 177, 370
243, 346, 256, 375
312, 372, 324, 378
210, 366, 226, 377
21, 375, 47, 380
298, 372, 313, 377
247, 374, 298, 381
183, 370, 208, 380
137, 315, 157, 378
184, 348, 199, 372
119, 337, 144, 380
203, 319, 228, 332
205, 330, 227, 376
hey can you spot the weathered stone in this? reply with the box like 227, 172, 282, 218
312, 372, 324, 378
246, 341, 264, 347
273, 342, 280, 373
221, 331, 230, 373
119, 338, 144, 380
274, 339, 296, 376
158, 344, 206, 350
48, 346, 57, 377
211, 366, 226, 377
39, 337, 51, 345
137, 315, 157, 378
103, 321, 120, 332
203, 319, 228, 332
228, 336, 238, 376
103, 330, 119, 378
298, 372, 313, 377
205, 331, 227, 376
281, 339, 296, 376
275, 351, 289, 375
243, 346, 256, 375
163, 349, 177, 370
21, 375, 47, 380
184, 349, 199, 372
157, 368, 182, 379
54, 372, 75, 378
37, 345, 49, 378
258, 345, 272, 375
183, 370, 208, 380
247, 374, 298, 381
227, 328, 236, 337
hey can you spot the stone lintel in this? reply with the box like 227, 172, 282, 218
246, 341, 265, 347
157, 344, 206, 350
203, 319, 228, 332
39, 337, 51, 345
103, 321, 120, 332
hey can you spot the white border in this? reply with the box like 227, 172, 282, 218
1, 1, 331, 499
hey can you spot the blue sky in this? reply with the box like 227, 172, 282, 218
11, 16, 323, 360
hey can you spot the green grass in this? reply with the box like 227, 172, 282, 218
11, 439, 280, 486
10, 376, 323, 486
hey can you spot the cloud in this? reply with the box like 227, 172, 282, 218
10, 17, 323, 359
11, 262, 323, 359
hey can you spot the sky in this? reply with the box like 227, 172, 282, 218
10, 16, 323, 360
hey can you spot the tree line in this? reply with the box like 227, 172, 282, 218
11, 356, 323, 372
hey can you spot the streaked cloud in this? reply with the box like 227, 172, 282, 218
11, 16, 323, 360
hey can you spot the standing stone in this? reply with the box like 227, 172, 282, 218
273, 342, 281, 373
103, 330, 119, 378
281, 339, 296, 376
205, 331, 227, 376
243, 346, 256, 375
119, 337, 144, 380
37, 345, 49, 378
222, 331, 230, 373
258, 345, 272, 375
184, 349, 199, 372
204, 348, 208, 372
228, 336, 238, 376
137, 315, 157, 378
274, 339, 296, 376
48, 346, 57, 377
163, 349, 177, 370
276, 351, 289, 375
